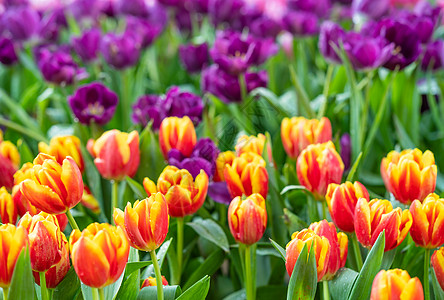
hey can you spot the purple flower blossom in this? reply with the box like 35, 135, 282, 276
179, 43, 209, 73
250, 16, 283, 39
164, 87, 204, 125
116, 0, 148, 17
125, 16, 163, 49
132, 95, 165, 129
72, 28, 101, 62
100, 32, 141, 69
68, 82, 119, 125
2, 6, 40, 41
208, 181, 232, 204
282, 11, 319, 36
318, 21, 345, 64
352, 0, 389, 19
340, 133, 351, 171
208, 0, 244, 27
287, 0, 332, 18
0, 37, 18, 66
421, 40, 444, 71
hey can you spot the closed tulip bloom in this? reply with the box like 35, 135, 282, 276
381, 149, 437, 204
235, 134, 266, 156
370, 269, 424, 300
297, 141, 344, 198
18, 212, 65, 272
144, 166, 209, 217
0, 224, 28, 288
72, 28, 101, 62
281, 117, 332, 160
285, 229, 330, 281
0, 187, 17, 224
141, 276, 168, 288
100, 32, 141, 69
228, 194, 267, 245
0, 140, 20, 190
113, 193, 169, 252
159, 116, 197, 158
179, 43, 209, 73
354, 199, 412, 252
81, 187, 101, 214
432, 247, 444, 291
409, 193, 444, 249
309, 220, 348, 280
213, 151, 236, 182
38, 135, 84, 173
325, 181, 370, 232
88, 130, 140, 181
70, 223, 130, 288
224, 152, 269, 199
19, 153, 83, 215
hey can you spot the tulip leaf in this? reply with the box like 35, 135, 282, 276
187, 218, 230, 253
280, 185, 307, 195
8, 247, 34, 300
17, 139, 34, 164
136, 125, 166, 182
269, 238, 286, 262
126, 176, 148, 200
81, 146, 104, 220
52, 267, 81, 300
137, 286, 182, 300
380, 248, 397, 270
182, 249, 225, 290
125, 261, 153, 277
223, 285, 287, 300
328, 268, 359, 300
81, 271, 124, 300
432, 268, 444, 300
176, 275, 211, 300
283, 208, 308, 234
115, 271, 139, 300
345, 152, 363, 182
143, 238, 172, 278
251, 87, 291, 118
287, 244, 317, 300
348, 231, 385, 300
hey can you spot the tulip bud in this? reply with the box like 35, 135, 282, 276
309, 220, 348, 280
0, 140, 20, 190
0, 187, 17, 224
0, 224, 28, 288
281, 117, 332, 160
70, 223, 130, 288
141, 276, 169, 288
213, 151, 236, 182
18, 212, 65, 272
228, 194, 267, 245
159, 116, 197, 158
235, 134, 266, 156
38, 135, 85, 173
224, 152, 269, 199
81, 187, 101, 214
297, 141, 344, 198
354, 198, 412, 252
285, 229, 330, 281
325, 181, 370, 232
381, 149, 437, 204
113, 193, 169, 252
19, 153, 83, 215
432, 246, 444, 292
370, 269, 424, 300
88, 130, 140, 181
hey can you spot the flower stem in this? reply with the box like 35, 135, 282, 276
3, 287, 9, 300
319, 64, 334, 118
238, 73, 248, 102
351, 233, 363, 271
244, 245, 255, 300
150, 250, 164, 300
322, 201, 328, 220
66, 209, 79, 230
39, 272, 48, 300
99, 288, 105, 300
111, 180, 119, 224
323, 280, 330, 300
424, 248, 431, 300
176, 217, 184, 284
91, 288, 99, 300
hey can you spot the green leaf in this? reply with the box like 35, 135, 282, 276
125, 262, 153, 276
223, 285, 287, 300
143, 238, 172, 278
135, 125, 166, 182
328, 268, 358, 300
283, 208, 308, 234
182, 249, 225, 290
269, 238, 286, 262
287, 244, 317, 300
115, 271, 139, 300
53, 268, 81, 300
432, 268, 444, 300
187, 218, 230, 252
137, 286, 181, 300
82, 272, 124, 300
380, 248, 397, 270
176, 276, 211, 300
126, 176, 148, 200
8, 247, 34, 300
288, 66, 316, 118
17, 139, 34, 164
393, 116, 415, 149
251, 87, 291, 118
81, 146, 104, 220
346, 152, 362, 182
281, 185, 307, 195
348, 231, 385, 300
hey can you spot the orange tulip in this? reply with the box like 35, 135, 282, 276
159, 116, 196, 158
12, 162, 34, 216
281, 117, 332, 160
0, 140, 20, 190
141, 276, 169, 288
285, 229, 330, 281
224, 152, 268, 199
81, 187, 101, 214
235, 134, 266, 156
354, 198, 412, 252
0, 187, 17, 224
432, 246, 444, 291
18, 212, 65, 272
228, 194, 267, 245
113, 193, 169, 252
370, 269, 424, 300
70, 223, 130, 288
88, 129, 140, 181
143, 166, 208, 217
213, 151, 236, 182
39, 135, 84, 173
19, 153, 83, 215
325, 181, 370, 232
0, 140, 20, 168
297, 141, 344, 198
309, 220, 348, 280
0, 224, 28, 288
381, 149, 437, 204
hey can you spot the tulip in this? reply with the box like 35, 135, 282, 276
38, 135, 84, 173
285, 229, 331, 281
2, 6, 40, 41
340, 134, 351, 170
159, 116, 197, 158
325, 181, 370, 232
213, 151, 236, 182
370, 269, 424, 300
113, 193, 169, 252
250, 16, 283, 39
69, 223, 130, 288
131, 94, 165, 129
164, 87, 204, 126
281, 117, 332, 160
381, 149, 437, 205
88, 130, 140, 181
354, 198, 412, 251
0, 140, 20, 190
0, 224, 28, 289
0, 37, 18, 66
100, 32, 141, 69
421, 40, 444, 72
224, 152, 269, 199
235, 134, 266, 156
124, 16, 163, 49
282, 11, 319, 37
288, 0, 332, 18
179, 43, 209, 73
141, 276, 169, 288
81, 187, 101, 214
0, 187, 17, 224
319, 21, 346, 64
432, 247, 444, 292
309, 220, 348, 280
72, 28, 101, 62
297, 141, 344, 198
352, 0, 389, 19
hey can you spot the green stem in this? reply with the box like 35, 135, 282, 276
322, 201, 328, 220
322, 280, 330, 300
351, 233, 363, 271
244, 245, 254, 300
48, 289, 53, 300
150, 250, 164, 300
39, 272, 48, 300
239, 73, 248, 103
111, 180, 119, 224
0, 117, 48, 143
360, 71, 374, 142
91, 288, 99, 300
425, 248, 430, 300
319, 65, 334, 118
3, 287, 8, 300
176, 217, 184, 285
121, 69, 131, 130
289, 65, 316, 118
65, 209, 79, 230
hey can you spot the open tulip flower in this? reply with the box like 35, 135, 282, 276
159, 116, 197, 158
38, 135, 85, 173
0, 187, 17, 224
354, 198, 412, 252
235, 133, 266, 156
370, 269, 424, 300
381, 149, 437, 204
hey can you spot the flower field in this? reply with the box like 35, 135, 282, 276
0, 0, 444, 299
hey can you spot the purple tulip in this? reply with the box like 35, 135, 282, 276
164, 86, 204, 125
421, 40, 444, 71
208, 0, 244, 27
131, 95, 165, 129
250, 16, 283, 39
179, 43, 209, 73
100, 32, 141, 69
38, 12, 60, 43
287, 0, 332, 18
72, 28, 101, 62
340, 133, 351, 171
68, 82, 119, 125
125, 16, 163, 49
208, 181, 232, 204
0, 37, 18, 66
318, 21, 345, 64
2, 6, 40, 41
116, 0, 149, 17
3, 0, 29, 7
282, 11, 319, 36
67, 0, 101, 21
352, 0, 389, 19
